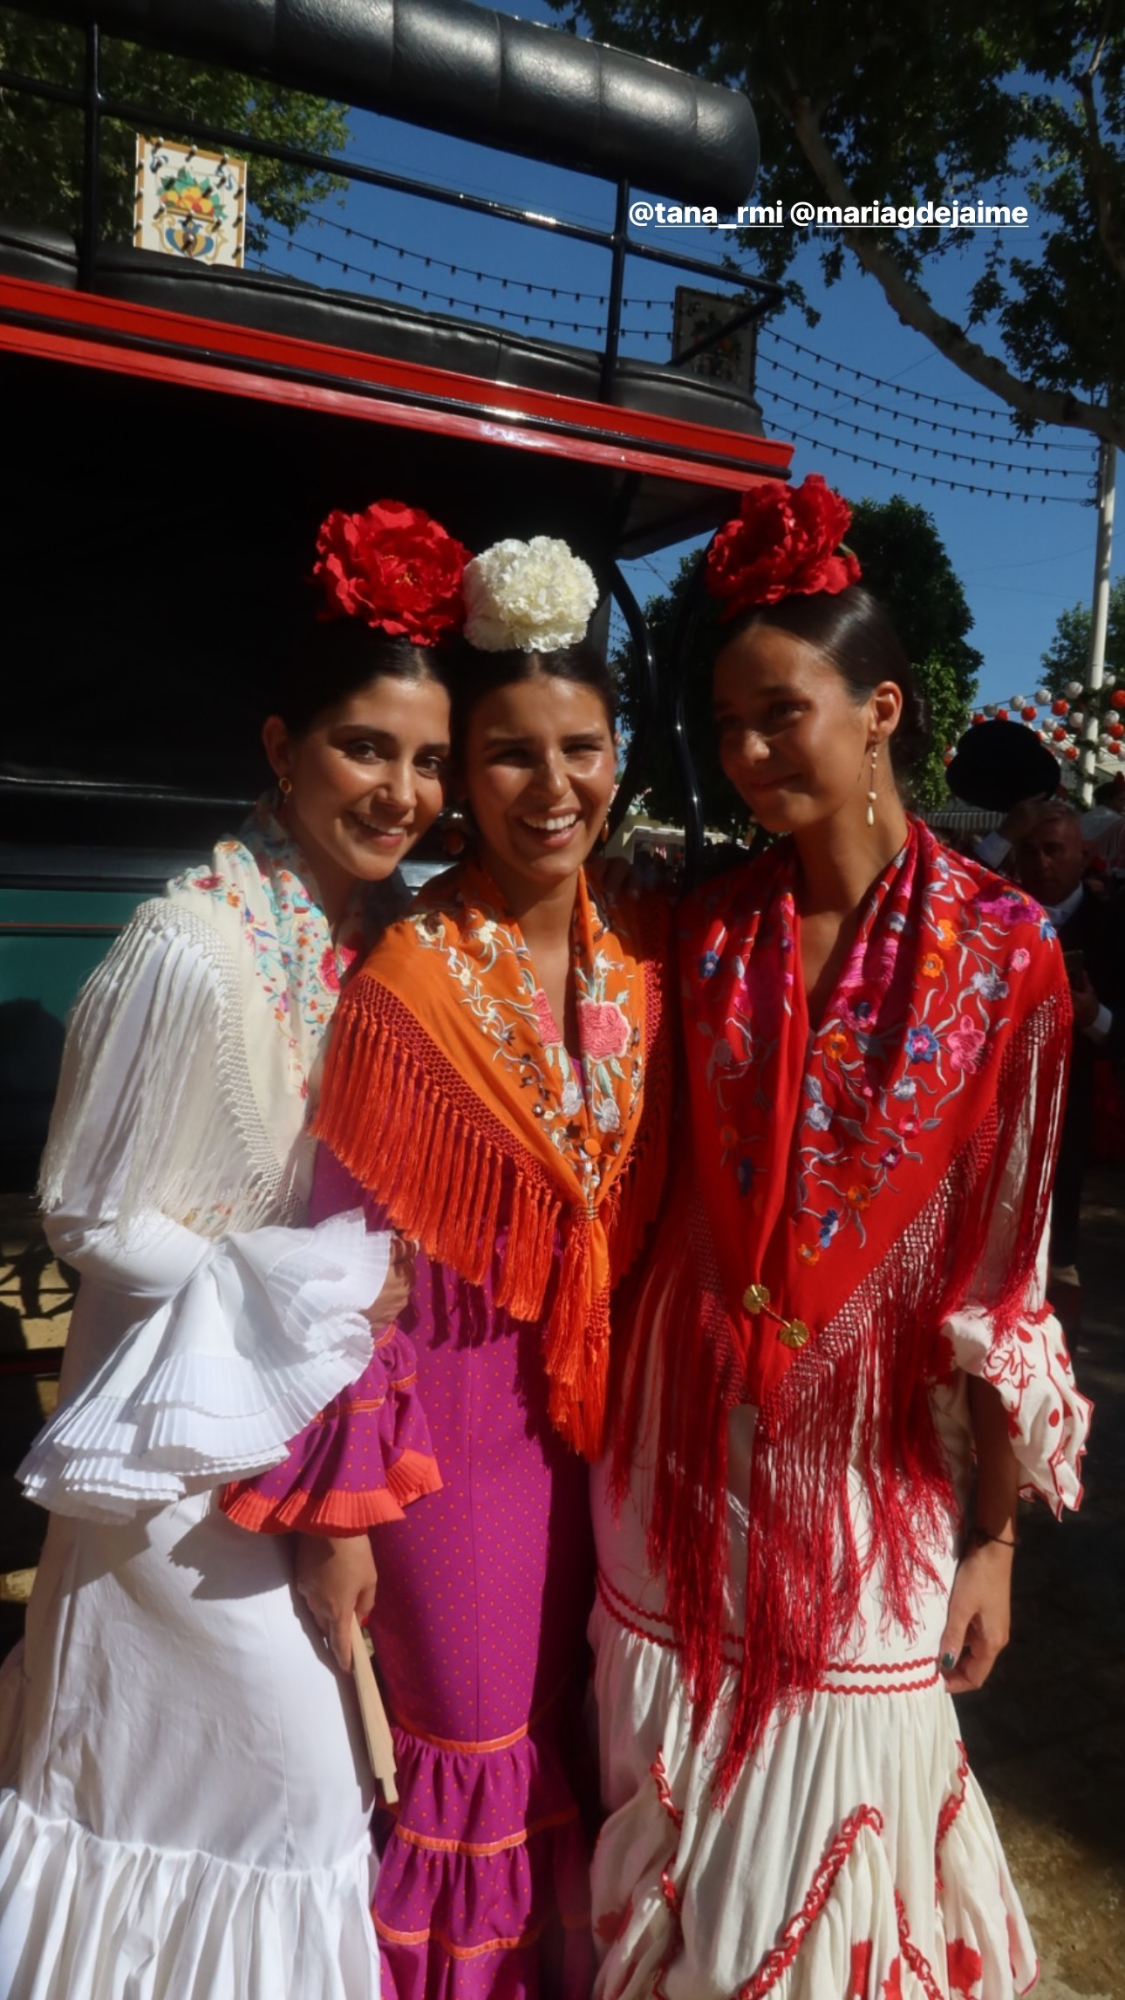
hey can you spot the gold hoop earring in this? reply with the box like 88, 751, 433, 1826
866, 745, 878, 827
279, 776, 293, 797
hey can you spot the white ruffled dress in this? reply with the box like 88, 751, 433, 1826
0, 864, 407, 2000
589, 1130, 1090, 2000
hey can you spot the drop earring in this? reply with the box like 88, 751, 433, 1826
866, 745, 878, 827
441, 807, 469, 857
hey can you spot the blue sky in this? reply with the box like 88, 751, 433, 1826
256, 0, 1119, 731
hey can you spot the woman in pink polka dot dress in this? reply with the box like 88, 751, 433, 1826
223, 540, 673, 1999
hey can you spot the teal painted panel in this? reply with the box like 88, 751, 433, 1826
0, 887, 147, 1025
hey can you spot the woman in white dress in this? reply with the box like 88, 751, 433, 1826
0, 500, 471, 2000
589, 479, 1091, 2000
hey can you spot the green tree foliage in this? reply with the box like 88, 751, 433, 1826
552, 0, 1125, 445
1039, 576, 1125, 698
617, 496, 980, 830
847, 496, 981, 805
0, 11, 347, 252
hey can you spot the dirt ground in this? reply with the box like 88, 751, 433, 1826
955, 1165, 1125, 1999
1, 1176, 1123, 1992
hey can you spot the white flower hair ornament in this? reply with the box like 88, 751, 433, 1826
463, 536, 599, 653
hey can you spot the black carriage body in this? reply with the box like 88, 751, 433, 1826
0, 0, 792, 1190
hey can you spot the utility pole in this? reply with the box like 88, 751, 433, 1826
1081, 440, 1117, 805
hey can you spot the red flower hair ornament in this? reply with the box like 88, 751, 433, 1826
313, 499, 472, 646
705, 473, 861, 620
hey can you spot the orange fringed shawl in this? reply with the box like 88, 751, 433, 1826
313, 860, 672, 1459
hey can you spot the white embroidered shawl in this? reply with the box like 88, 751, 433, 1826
41, 798, 395, 1237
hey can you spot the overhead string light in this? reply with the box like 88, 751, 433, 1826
254, 218, 1095, 502
761, 329, 1097, 449
757, 354, 1091, 474
257, 230, 615, 334
755, 363, 1093, 480
761, 389, 1091, 504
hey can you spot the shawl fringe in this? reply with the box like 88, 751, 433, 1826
616, 983, 1071, 1798
40, 903, 297, 1239
316, 955, 671, 1461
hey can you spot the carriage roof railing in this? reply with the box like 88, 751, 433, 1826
1, 0, 783, 400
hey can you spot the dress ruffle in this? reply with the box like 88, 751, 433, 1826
589, 1592, 1037, 2000
373, 1709, 594, 2000
221, 1324, 442, 1533
0, 1790, 380, 2000
18, 1210, 388, 1520
939, 1302, 1090, 1514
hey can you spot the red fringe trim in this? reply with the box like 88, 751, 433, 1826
220, 1449, 442, 1536
616, 985, 1072, 1799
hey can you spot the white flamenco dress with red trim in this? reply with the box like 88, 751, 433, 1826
589, 1167, 1089, 2000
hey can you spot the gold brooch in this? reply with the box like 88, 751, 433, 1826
742, 1281, 812, 1352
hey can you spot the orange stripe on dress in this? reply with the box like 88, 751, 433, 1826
389, 1672, 569, 1753
373, 1914, 550, 1958
391, 1805, 578, 1857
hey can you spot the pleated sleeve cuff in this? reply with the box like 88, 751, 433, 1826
18, 1210, 388, 1520
219, 1324, 441, 1534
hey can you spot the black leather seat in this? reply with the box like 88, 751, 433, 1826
0, 213, 77, 287
92, 243, 764, 434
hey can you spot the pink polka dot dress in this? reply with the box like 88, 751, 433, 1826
315, 1144, 596, 1999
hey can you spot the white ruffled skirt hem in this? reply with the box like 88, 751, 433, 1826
590, 1602, 1038, 2000
0, 1791, 381, 2000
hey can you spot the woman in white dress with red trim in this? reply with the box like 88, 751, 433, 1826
0, 502, 470, 2000
589, 478, 1090, 2000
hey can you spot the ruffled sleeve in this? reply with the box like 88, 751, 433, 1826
940, 1293, 1088, 1515
936, 1063, 1091, 1517
19, 915, 392, 1521
220, 1322, 442, 1533
219, 1144, 442, 1533
20, 1210, 389, 1519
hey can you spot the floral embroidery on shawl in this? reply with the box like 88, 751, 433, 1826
312, 859, 672, 1457
614, 821, 1072, 1794
173, 797, 376, 1096
410, 876, 643, 1204
689, 838, 1051, 1281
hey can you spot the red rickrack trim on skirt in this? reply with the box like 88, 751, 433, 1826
652, 1872, 684, 2000
934, 1740, 970, 1898
650, 1751, 684, 1833
817, 1670, 940, 1697
733, 1804, 885, 2000
895, 1890, 945, 2000
596, 1570, 743, 1670
823, 1657, 941, 1675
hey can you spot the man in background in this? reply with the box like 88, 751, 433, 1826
1013, 800, 1125, 1333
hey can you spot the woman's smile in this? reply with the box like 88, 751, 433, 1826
462, 673, 616, 902
516, 807, 583, 847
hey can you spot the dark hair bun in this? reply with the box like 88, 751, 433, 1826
275, 615, 458, 737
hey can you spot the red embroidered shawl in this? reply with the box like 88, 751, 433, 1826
613, 821, 1071, 1789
